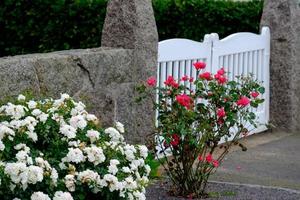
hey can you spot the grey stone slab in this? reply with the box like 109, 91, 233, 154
102, 0, 158, 143
261, 0, 300, 132
0, 48, 141, 141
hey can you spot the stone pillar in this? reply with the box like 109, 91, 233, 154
261, 0, 300, 132
101, 0, 158, 143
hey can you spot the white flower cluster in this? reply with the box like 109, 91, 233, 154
0, 94, 150, 200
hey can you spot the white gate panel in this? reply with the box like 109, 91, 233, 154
211, 27, 270, 135
157, 27, 270, 137
158, 36, 213, 89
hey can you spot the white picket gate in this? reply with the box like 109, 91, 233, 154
157, 27, 270, 136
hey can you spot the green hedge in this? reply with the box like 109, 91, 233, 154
0, 0, 107, 57
0, 0, 263, 57
153, 0, 264, 42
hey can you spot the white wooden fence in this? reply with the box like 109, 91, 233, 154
157, 27, 270, 136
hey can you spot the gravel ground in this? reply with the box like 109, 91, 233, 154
146, 180, 300, 200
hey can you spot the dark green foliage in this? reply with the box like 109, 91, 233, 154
0, 0, 107, 57
0, 0, 263, 57
153, 0, 264, 42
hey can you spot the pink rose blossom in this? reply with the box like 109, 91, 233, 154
217, 107, 226, 118
212, 160, 219, 167
199, 72, 212, 81
214, 73, 227, 84
217, 67, 225, 75
176, 94, 192, 109
147, 76, 156, 87
237, 96, 250, 107
198, 155, 203, 161
250, 91, 259, 98
205, 154, 213, 163
164, 75, 179, 88
193, 62, 206, 70
181, 75, 189, 81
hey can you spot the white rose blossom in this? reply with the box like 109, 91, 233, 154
65, 174, 76, 192
86, 114, 97, 121
86, 130, 100, 143
77, 169, 100, 184
0, 124, 15, 140
108, 159, 120, 175
51, 168, 58, 186
70, 115, 87, 130
83, 146, 106, 165
17, 94, 26, 101
30, 192, 51, 200
115, 121, 125, 133
0, 140, 5, 151
60, 124, 77, 139
53, 191, 74, 200
138, 145, 148, 159
27, 165, 44, 184
105, 127, 124, 142
65, 148, 85, 164
4, 103, 26, 120
27, 100, 37, 109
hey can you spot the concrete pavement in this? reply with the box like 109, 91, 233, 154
211, 131, 300, 191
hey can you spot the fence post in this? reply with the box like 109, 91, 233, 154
261, 27, 270, 124
210, 33, 220, 73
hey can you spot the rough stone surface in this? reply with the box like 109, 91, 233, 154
260, 0, 300, 132
0, 48, 140, 139
102, 0, 158, 143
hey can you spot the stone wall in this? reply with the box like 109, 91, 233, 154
261, 0, 300, 132
0, 0, 158, 143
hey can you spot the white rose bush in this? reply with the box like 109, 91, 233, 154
0, 94, 150, 200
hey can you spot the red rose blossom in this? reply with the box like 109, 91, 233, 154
217, 118, 224, 125
170, 134, 180, 147
205, 154, 213, 163
217, 76, 227, 84
198, 155, 203, 161
164, 75, 179, 88
199, 72, 212, 80
146, 76, 156, 87
250, 91, 259, 98
217, 107, 226, 118
212, 160, 219, 167
214, 73, 227, 84
193, 62, 206, 70
176, 94, 192, 109
217, 67, 225, 75
237, 96, 250, 107
181, 75, 189, 81
164, 75, 175, 86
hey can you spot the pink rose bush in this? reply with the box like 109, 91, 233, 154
139, 62, 265, 198
0, 94, 150, 200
